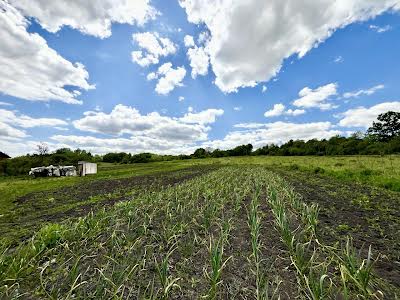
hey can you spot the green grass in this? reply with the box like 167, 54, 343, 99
2, 165, 397, 299
216, 155, 400, 191
1, 155, 399, 245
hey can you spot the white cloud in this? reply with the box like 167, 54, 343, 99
234, 123, 265, 129
293, 83, 338, 110
180, 108, 224, 124
42, 104, 224, 155
179, 0, 399, 92
0, 108, 67, 140
262, 85, 267, 93
338, 101, 400, 128
334, 56, 344, 63
179, 96, 185, 102
286, 109, 306, 116
10, 0, 158, 38
148, 63, 186, 95
343, 84, 384, 99
204, 121, 341, 150
131, 32, 177, 67
50, 135, 198, 155
264, 104, 285, 117
187, 46, 209, 78
54, 127, 69, 131
0, 122, 27, 139
73, 104, 223, 143
184, 35, 195, 47
0, 2, 94, 104
369, 24, 392, 33
264, 103, 305, 117
0, 109, 67, 128
0, 101, 12, 106
198, 31, 210, 45
233, 106, 242, 111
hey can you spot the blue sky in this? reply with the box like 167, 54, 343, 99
1, 0, 400, 156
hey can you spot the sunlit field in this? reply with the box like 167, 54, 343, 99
1, 156, 399, 298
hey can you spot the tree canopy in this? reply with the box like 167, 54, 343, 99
367, 111, 400, 141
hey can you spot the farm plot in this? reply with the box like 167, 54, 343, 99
0, 166, 214, 245
0, 166, 398, 299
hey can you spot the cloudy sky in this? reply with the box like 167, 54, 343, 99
1, 0, 400, 156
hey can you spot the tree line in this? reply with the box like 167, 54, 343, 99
1, 111, 399, 176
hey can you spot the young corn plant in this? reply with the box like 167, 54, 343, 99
154, 247, 181, 299
339, 238, 382, 299
304, 270, 332, 300
206, 224, 231, 300
270, 184, 332, 300
248, 185, 269, 300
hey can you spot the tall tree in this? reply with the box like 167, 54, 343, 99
367, 111, 400, 141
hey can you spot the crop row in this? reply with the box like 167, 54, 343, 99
0, 166, 387, 299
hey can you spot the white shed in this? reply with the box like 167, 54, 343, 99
78, 161, 97, 176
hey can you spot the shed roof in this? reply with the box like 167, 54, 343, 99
0, 151, 11, 159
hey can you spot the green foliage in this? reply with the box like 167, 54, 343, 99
367, 111, 400, 141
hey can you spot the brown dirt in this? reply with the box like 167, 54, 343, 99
15, 166, 214, 206
274, 168, 400, 291
4, 166, 216, 244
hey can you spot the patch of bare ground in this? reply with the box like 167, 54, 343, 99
274, 168, 400, 293
3, 166, 217, 244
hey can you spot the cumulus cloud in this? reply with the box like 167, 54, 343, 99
204, 121, 342, 150
338, 101, 400, 128
179, 0, 399, 92
293, 83, 338, 110
233, 106, 242, 111
45, 104, 224, 155
180, 108, 224, 124
131, 32, 177, 67
197, 31, 210, 45
187, 46, 209, 78
184, 35, 195, 47
343, 84, 384, 99
50, 135, 199, 155
264, 104, 285, 117
264, 103, 305, 117
10, 0, 158, 38
147, 63, 186, 95
179, 96, 185, 102
0, 2, 94, 104
73, 104, 223, 143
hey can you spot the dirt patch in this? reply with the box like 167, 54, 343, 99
3, 166, 217, 244
274, 168, 400, 290
15, 166, 214, 206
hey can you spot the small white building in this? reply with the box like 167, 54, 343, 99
78, 161, 97, 176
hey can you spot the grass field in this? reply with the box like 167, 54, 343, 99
1, 156, 399, 298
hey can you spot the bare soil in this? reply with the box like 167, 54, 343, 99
274, 168, 400, 291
